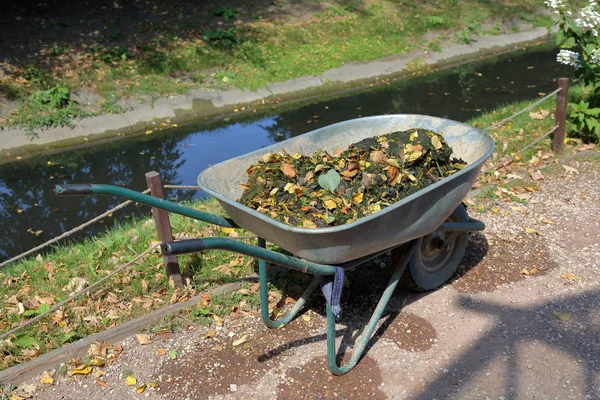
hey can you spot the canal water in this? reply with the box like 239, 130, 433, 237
0, 46, 570, 261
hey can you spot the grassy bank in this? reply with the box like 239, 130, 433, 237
0, 93, 596, 373
0, 0, 554, 134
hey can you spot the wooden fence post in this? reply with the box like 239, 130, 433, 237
145, 171, 183, 288
553, 77, 569, 154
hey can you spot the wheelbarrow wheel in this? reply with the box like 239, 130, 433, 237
394, 204, 469, 292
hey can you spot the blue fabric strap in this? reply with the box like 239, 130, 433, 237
320, 266, 345, 319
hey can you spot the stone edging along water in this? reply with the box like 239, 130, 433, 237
0, 27, 552, 163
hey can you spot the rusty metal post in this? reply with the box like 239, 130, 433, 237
145, 171, 183, 288
554, 77, 569, 154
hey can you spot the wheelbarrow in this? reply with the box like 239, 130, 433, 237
55, 114, 494, 375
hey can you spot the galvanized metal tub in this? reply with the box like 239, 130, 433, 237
199, 114, 494, 264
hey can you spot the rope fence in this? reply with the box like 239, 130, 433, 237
483, 88, 561, 132
0, 244, 159, 342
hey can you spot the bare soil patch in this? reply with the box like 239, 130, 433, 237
276, 354, 385, 400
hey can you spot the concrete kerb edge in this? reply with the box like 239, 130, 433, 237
0, 27, 554, 163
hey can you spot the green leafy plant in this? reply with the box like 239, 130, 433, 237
4, 84, 90, 137
426, 16, 446, 27
50, 45, 69, 56
212, 5, 238, 21
569, 100, 600, 137
91, 45, 131, 63
32, 84, 70, 108
548, 0, 600, 141
203, 29, 239, 48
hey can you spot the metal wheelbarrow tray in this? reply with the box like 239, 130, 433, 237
199, 115, 494, 264
55, 115, 494, 375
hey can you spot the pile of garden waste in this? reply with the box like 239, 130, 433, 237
238, 129, 467, 228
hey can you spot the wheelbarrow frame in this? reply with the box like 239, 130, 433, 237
55, 183, 484, 375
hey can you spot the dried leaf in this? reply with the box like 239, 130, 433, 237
529, 111, 545, 120
136, 384, 147, 394
157, 348, 168, 356
40, 371, 54, 385
352, 192, 364, 205
431, 135, 443, 150
95, 379, 107, 387
302, 315, 311, 322
71, 366, 93, 375
369, 150, 387, 165
135, 334, 152, 345
232, 334, 248, 347
205, 329, 216, 338
322, 199, 337, 210
280, 163, 296, 178
524, 228, 538, 234
552, 311, 571, 322
528, 169, 543, 181
560, 273, 580, 281
562, 165, 579, 174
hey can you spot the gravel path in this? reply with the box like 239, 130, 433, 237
11, 156, 600, 400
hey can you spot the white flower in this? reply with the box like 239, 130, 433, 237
591, 48, 600, 64
557, 49, 581, 67
545, 0, 572, 15
575, 1, 600, 36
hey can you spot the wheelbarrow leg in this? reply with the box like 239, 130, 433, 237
326, 240, 417, 375
258, 237, 320, 328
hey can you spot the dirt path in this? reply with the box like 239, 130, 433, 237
11, 156, 600, 399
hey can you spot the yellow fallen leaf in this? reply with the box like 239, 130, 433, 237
352, 192, 364, 205
409, 130, 419, 141
135, 333, 152, 345
213, 314, 224, 327
524, 228, 537, 234
406, 173, 417, 182
560, 273, 580, 281
17, 209, 23, 213
40, 371, 54, 385
323, 199, 337, 210
221, 227, 235, 234
145, 129, 153, 135
136, 384, 147, 394
126, 376, 137, 386
302, 315, 311, 322
205, 329, 216, 338
71, 366, 93, 375
233, 334, 248, 346
149, 382, 159, 388
431, 135, 443, 150
520, 269, 530, 275
302, 219, 317, 228
386, 158, 400, 168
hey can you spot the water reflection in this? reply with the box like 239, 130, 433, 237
0, 46, 569, 261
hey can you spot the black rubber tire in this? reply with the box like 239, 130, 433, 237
394, 204, 469, 292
